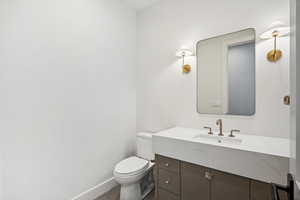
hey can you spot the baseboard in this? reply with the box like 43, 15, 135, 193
71, 177, 118, 200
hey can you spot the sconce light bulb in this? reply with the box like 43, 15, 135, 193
272, 30, 279, 37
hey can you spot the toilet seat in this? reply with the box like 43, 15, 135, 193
114, 156, 149, 177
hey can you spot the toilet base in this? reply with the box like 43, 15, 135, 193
120, 182, 142, 200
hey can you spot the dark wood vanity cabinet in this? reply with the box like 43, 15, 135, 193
155, 154, 287, 200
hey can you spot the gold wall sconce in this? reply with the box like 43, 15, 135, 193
176, 48, 193, 73
260, 21, 290, 62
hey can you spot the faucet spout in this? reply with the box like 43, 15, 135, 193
216, 119, 224, 136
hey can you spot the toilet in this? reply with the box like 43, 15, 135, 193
113, 132, 155, 200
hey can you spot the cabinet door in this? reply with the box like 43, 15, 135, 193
211, 169, 250, 200
181, 161, 210, 200
251, 180, 288, 200
251, 180, 271, 200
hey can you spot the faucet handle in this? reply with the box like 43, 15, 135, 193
204, 126, 213, 135
229, 129, 240, 137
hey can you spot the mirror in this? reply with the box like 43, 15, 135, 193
196, 28, 255, 116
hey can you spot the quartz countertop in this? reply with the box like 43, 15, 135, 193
153, 126, 290, 184
154, 127, 290, 158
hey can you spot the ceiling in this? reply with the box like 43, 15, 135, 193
123, 0, 161, 11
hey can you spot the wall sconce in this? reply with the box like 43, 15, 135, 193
260, 21, 290, 62
176, 48, 193, 73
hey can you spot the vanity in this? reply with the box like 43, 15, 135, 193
153, 127, 290, 200
152, 28, 291, 200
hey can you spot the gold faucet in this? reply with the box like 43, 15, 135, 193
216, 119, 224, 136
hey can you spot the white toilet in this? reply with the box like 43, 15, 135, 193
113, 132, 155, 200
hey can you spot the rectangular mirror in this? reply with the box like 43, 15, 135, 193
196, 28, 255, 115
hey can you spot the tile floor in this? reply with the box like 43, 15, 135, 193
95, 186, 155, 200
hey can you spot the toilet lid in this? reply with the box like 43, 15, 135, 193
114, 156, 149, 175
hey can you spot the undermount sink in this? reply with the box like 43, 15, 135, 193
193, 133, 243, 145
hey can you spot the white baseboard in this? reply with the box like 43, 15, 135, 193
71, 177, 118, 200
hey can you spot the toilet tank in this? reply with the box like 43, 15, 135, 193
136, 132, 154, 161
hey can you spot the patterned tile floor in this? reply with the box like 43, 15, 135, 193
95, 186, 154, 200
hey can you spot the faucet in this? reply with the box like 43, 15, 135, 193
229, 129, 240, 137
216, 119, 224, 136
204, 126, 213, 135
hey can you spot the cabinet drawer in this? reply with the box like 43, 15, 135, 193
158, 168, 180, 195
158, 189, 180, 200
156, 154, 180, 174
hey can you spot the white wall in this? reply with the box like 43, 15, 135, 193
0, 152, 2, 200
137, 0, 290, 138
0, 0, 136, 199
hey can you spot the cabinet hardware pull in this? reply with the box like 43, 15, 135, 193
205, 172, 212, 180
165, 180, 169, 184
165, 163, 169, 167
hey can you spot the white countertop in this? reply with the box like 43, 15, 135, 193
154, 127, 290, 158
153, 126, 290, 184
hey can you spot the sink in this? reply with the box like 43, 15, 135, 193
193, 133, 243, 145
